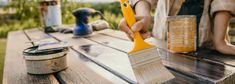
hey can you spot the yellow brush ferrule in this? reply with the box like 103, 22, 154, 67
119, 0, 154, 54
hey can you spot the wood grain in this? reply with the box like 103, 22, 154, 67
49, 31, 137, 83
194, 49, 235, 67
101, 29, 235, 69
24, 28, 126, 84
49, 29, 205, 83
91, 29, 235, 84
3, 31, 59, 84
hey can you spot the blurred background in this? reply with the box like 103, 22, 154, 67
0, 0, 234, 83
0, 0, 121, 83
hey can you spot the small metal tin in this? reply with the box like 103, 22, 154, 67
167, 15, 197, 53
23, 46, 68, 74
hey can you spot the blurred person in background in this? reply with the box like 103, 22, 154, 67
119, 0, 235, 55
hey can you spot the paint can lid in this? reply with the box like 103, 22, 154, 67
23, 46, 68, 60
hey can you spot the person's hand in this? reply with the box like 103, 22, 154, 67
118, 16, 152, 41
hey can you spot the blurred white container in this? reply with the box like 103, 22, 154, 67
0, 0, 9, 6
39, 0, 62, 27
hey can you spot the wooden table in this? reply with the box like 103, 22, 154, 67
3, 27, 235, 84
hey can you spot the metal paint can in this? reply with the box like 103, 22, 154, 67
23, 46, 68, 74
167, 15, 197, 53
39, 0, 62, 28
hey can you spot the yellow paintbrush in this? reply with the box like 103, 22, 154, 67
119, 0, 175, 83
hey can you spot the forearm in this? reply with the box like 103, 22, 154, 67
134, 1, 152, 30
213, 11, 235, 55
134, 1, 151, 17
213, 11, 231, 43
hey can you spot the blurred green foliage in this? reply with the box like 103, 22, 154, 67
0, 1, 122, 38
231, 24, 235, 28
0, 39, 6, 83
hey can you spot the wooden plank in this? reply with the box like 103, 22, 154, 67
194, 49, 235, 67
102, 29, 235, 69
159, 49, 235, 84
99, 29, 235, 63
3, 31, 59, 84
89, 29, 235, 84
24, 28, 127, 84
97, 29, 130, 41
163, 69, 200, 84
49, 31, 137, 83
53, 50, 113, 84
49, 29, 205, 83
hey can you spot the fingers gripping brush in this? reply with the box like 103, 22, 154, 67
119, 0, 174, 83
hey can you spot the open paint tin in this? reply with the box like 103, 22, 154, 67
167, 15, 197, 53
23, 46, 68, 74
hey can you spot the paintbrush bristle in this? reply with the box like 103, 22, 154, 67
129, 47, 159, 67
128, 47, 175, 83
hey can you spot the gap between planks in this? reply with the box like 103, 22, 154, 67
48, 29, 203, 83
23, 29, 125, 83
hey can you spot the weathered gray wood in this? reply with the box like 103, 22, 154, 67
53, 50, 114, 84
49, 29, 204, 83
97, 29, 130, 41
90, 29, 235, 84
3, 31, 59, 84
24, 28, 126, 84
50, 31, 137, 83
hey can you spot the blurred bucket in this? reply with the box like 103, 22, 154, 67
39, 0, 62, 28
167, 15, 197, 53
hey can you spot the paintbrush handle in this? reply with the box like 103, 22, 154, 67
120, 0, 153, 54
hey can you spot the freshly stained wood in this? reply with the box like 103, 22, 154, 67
49, 29, 204, 83
163, 70, 200, 84
3, 31, 59, 84
99, 29, 235, 68
159, 49, 235, 84
90, 29, 235, 84
195, 49, 235, 67
24, 28, 126, 84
